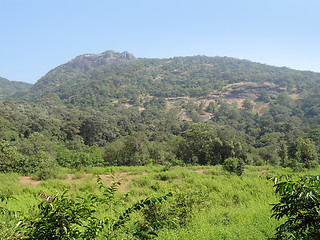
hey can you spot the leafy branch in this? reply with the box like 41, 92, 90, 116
0, 194, 17, 218
270, 175, 320, 239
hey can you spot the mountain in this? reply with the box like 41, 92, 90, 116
1, 50, 320, 172
0, 76, 33, 99
19, 50, 320, 108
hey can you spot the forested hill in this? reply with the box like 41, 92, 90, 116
0, 76, 32, 100
2, 50, 320, 175
21, 50, 320, 107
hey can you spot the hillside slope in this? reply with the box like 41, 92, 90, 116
0, 77, 33, 99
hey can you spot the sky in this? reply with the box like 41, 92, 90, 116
1, 0, 320, 84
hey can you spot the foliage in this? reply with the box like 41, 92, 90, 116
223, 157, 245, 176
242, 99, 253, 111
32, 157, 60, 181
0, 194, 17, 218
178, 123, 247, 166
270, 175, 320, 239
20, 169, 173, 239
0, 76, 32, 100
0, 194, 19, 240
142, 189, 209, 227
0, 140, 23, 173
91, 170, 173, 239
21, 191, 100, 240
288, 137, 318, 169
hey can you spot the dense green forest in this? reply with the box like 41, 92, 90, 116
1, 51, 320, 238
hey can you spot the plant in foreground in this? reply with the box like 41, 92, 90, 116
21, 191, 100, 239
20, 169, 172, 239
0, 194, 17, 218
270, 175, 320, 239
0, 194, 20, 240
91, 169, 173, 239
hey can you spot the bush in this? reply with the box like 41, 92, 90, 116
32, 158, 60, 181
223, 157, 245, 176
21, 170, 173, 239
142, 189, 209, 227
21, 191, 101, 239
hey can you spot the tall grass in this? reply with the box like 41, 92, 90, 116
0, 165, 318, 239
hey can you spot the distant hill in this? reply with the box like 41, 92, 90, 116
19, 50, 320, 108
0, 77, 33, 99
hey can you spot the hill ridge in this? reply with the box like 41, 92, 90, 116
0, 76, 33, 99
12, 51, 320, 108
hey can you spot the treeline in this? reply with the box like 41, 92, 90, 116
1, 86, 320, 178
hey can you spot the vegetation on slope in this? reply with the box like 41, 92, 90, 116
0, 77, 32, 100
17, 52, 320, 107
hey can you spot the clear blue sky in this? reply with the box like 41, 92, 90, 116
1, 0, 319, 83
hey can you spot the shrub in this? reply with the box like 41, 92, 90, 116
21, 191, 101, 240
21, 169, 173, 239
223, 157, 245, 176
32, 158, 60, 181
142, 189, 209, 227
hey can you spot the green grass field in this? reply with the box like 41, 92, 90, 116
0, 165, 318, 239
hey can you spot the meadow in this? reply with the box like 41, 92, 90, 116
1, 165, 319, 239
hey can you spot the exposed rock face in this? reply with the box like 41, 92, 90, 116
65, 50, 136, 74
225, 82, 285, 98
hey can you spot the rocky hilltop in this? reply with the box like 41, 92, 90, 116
33, 50, 136, 90
65, 50, 136, 74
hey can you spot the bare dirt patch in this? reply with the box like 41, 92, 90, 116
290, 93, 300, 101
195, 169, 205, 174
188, 168, 211, 174
257, 169, 268, 175
18, 171, 149, 193
19, 176, 40, 186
